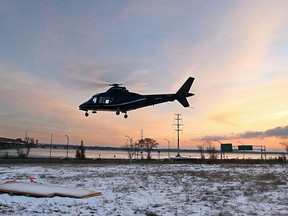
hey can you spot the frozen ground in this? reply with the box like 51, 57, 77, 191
0, 163, 287, 216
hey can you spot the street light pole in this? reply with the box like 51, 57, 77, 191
164, 138, 170, 159
65, 135, 69, 158
49, 133, 53, 158
214, 139, 222, 159
125, 135, 133, 160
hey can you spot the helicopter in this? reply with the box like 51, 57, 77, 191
79, 77, 195, 118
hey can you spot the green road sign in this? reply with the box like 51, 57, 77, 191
238, 145, 253, 151
221, 143, 233, 152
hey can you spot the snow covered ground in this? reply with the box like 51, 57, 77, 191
0, 163, 287, 215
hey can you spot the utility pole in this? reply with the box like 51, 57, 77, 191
49, 133, 53, 158
173, 114, 183, 157
65, 135, 69, 158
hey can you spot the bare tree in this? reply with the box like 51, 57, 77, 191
24, 137, 35, 158
76, 142, 86, 159
280, 141, 288, 163
137, 139, 145, 159
280, 141, 288, 153
123, 142, 136, 162
197, 144, 205, 159
206, 141, 218, 159
138, 138, 159, 160
17, 137, 35, 158
16, 147, 26, 158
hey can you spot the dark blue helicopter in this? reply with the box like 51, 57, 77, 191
79, 77, 195, 118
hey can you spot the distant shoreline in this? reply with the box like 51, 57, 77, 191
0, 137, 285, 154
0, 157, 286, 165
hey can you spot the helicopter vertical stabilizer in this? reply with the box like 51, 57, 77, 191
175, 77, 195, 107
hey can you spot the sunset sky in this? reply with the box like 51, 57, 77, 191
1, 0, 288, 150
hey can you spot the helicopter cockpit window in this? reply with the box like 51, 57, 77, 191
99, 97, 113, 104
92, 97, 97, 103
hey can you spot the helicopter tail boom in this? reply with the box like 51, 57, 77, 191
176, 77, 195, 107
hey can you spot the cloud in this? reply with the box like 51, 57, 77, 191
199, 135, 233, 142
198, 125, 288, 141
239, 126, 288, 139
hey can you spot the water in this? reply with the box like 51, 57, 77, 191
0, 148, 285, 160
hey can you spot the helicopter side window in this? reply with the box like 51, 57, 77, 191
99, 97, 113, 104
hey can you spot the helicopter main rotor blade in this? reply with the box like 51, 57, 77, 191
63, 77, 110, 90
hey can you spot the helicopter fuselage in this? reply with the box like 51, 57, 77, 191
80, 92, 176, 112
79, 77, 194, 118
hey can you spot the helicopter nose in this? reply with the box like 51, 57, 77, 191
79, 102, 87, 111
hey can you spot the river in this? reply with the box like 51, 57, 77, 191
0, 147, 285, 160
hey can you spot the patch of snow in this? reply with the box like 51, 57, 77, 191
0, 164, 287, 215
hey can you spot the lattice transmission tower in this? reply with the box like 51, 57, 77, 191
173, 114, 183, 157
